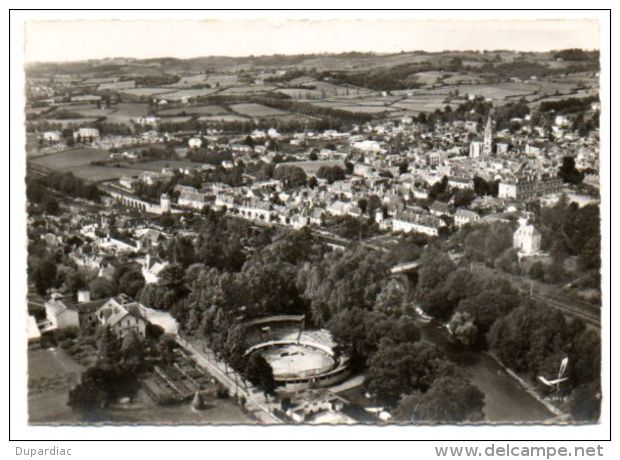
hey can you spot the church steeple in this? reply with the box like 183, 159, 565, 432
483, 112, 494, 155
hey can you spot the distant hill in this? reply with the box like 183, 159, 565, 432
26, 49, 599, 83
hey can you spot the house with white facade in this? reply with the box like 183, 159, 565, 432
454, 209, 481, 227
391, 211, 443, 236
513, 218, 542, 255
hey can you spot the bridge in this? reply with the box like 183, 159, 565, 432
389, 261, 422, 294
390, 261, 421, 275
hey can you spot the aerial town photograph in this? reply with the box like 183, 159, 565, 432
20, 16, 603, 428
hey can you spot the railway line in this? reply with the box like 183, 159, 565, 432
530, 293, 600, 328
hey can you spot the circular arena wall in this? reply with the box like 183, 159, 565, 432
243, 317, 350, 390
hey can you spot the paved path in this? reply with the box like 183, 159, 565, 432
176, 336, 283, 424
330, 374, 365, 394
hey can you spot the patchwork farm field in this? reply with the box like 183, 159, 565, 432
276, 88, 325, 99
409, 70, 450, 85
430, 82, 539, 100
334, 104, 399, 113
530, 88, 599, 107
204, 74, 239, 86
442, 74, 485, 85
36, 102, 152, 126
174, 74, 209, 85
276, 79, 374, 99
310, 80, 374, 97
392, 97, 454, 113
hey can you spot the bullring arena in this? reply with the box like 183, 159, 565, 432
243, 315, 350, 391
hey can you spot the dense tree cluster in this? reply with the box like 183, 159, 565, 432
263, 69, 306, 83
31, 254, 59, 295
253, 95, 377, 124
27, 172, 101, 206
558, 156, 584, 185
415, 242, 600, 421
273, 165, 307, 188
316, 165, 346, 184
396, 375, 485, 423
539, 95, 599, 115
460, 222, 515, 267
320, 215, 381, 240
553, 49, 599, 62
67, 325, 170, 415
488, 303, 600, 421
428, 175, 497, 204
296, 246, 389, 325
417, 247, 516, 343
318, 59, 463, 91
187, 148, 233, 165
537, 197, 601, 275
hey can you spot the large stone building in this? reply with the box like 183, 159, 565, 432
498, 174, 563, 201
390, 211, 444, 236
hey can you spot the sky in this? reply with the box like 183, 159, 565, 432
24, 19, 600, 63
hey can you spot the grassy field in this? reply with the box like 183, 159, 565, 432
442, 74, 485, 85
277, 79, 374, 99
392, 97, 453, 114
530, 89, 599, 107
98, 388, 255, 425
409, 70, 449, 85
159, 116, 193, 123
32, 152, 200, 182
104, 102, 150, 124
154, 88, 220, 101
65, 165, 147, 182
119, 87, 174, 97
29, 147, 111, 170
47, 105, 114, 118
34, 118, 100, 128
276, 159, 346, 175
218, 85, 277, 95
157, 105, 229, 116
28, 348, 83, 424
197, 114, 249, 122
437, 82, 539, 100
312, 80, 373, 97
275, 88, 324, 99
329, 105, 399, 114
26, 107, 53, 116
230, 103, 289, 118
28, 348, 253, 425
530, 80, 580, 95
204, 74, 239, 86
128, 160, 198, 172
